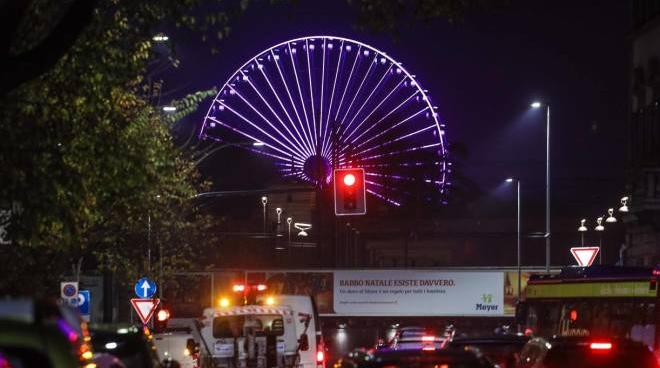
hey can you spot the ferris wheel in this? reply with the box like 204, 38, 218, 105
199, 36, 450, 206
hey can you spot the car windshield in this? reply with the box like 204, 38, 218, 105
213, 314, 284, 338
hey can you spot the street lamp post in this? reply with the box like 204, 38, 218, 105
261, 196, 268, 234
531, 101, 551, 272
506, 178, 522, 303
578, 219, 588, 246
595, 216, 604, 264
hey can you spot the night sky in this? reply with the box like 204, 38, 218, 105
164, 0, 629, 220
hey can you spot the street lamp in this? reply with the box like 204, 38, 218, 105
619, 196, 629, 213
605, 208, 617, 223
162, 106, 176, 112
287, 217, 293, 246
276, 207, 283, 224
595, 217, 604, 264
261, 196, 268, 234
578, 219, 588, 245
530, 100, 551, 272
152, 34, 169, 42
505, 178, 522, 304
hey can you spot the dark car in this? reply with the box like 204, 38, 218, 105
90, 324, 161, 368
0, 299, 95, 368
0, 320, 83, 368
339, 347, 495, 368
449, 334, 530, 368
518, 336, 657, 368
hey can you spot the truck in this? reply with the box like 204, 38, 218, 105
199, 292, 325, 368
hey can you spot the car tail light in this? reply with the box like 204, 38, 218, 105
421, 336, 436, 342
316, 350, 325, 363
422, 346, 435, 351
590, 342, 612, 351
257, 284, 268, 291
233, 284, 245, 292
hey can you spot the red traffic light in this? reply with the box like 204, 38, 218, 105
157, 309, 170, 322
333, 168, 366, 216
343, 173, 356, 186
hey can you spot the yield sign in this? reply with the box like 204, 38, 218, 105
130, 298, 160, 325
570, 247, 600, 267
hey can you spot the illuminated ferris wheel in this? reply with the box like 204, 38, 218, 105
199, 36, 450, 206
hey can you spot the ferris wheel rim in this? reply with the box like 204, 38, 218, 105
199, 35, 446, 156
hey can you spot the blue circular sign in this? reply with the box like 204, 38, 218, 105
134, 277, 157, 298
62, 283, 77, 298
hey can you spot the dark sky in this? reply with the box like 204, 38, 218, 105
164, 0, 629, 219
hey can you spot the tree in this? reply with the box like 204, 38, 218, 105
0, 0, 229, 294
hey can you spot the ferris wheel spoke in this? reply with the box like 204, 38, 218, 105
338, 53, 378, 133
347, 90, 419, 147
353, 105, 428, 154
359, 142, 442, 162
319, 38, 328, 157
226, 85, 308, 159
253, 63, 315, 157
211, 104, 304, 159
340, 62, 393, 140
355, 124, 436, 157
334, 45, 362, 123
234, 75, 310, 158
205, 116, 304, 163
342, 75, 407, 144
366, 188, 401, 207
305, 39, 319, 150
271, 49, 316, 153
288, 43, 316, 155
321, 40, 344, 159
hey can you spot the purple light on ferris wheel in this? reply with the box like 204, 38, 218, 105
199, 36, 449, 205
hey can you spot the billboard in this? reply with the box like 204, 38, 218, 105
251, 269, 533, 317
334, 270, 503, 316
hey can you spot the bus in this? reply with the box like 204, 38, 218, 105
516, 265, 659, 352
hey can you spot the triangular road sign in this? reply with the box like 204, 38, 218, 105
570, 247, 600, 267
130, 298, 160, 325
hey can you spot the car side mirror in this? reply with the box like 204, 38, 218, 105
298, 333, 310, 351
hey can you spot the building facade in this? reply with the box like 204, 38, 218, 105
625, 1, 660, 266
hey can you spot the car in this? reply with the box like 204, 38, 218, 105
0, 298, 95, 368
0, 319, 85, 368
338, 346, 495, 368
449, 334, 530, 368
89, 324, 161, 368
518, 336, 657, 368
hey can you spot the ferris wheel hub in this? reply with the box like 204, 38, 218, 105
303, 155, 332, 184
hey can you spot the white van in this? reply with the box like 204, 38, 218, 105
199, 295, 324, 368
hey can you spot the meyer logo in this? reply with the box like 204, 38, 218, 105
475, 294, 498, 312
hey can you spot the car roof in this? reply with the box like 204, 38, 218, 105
370, 347, 489, 364
451, 335, 530, 345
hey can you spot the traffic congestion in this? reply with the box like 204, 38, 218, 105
3, 265, 660, 367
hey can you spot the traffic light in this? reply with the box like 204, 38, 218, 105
154, 307, 170, 332
333, 168, 366, 216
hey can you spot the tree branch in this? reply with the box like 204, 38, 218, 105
0, 0, 98, 96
